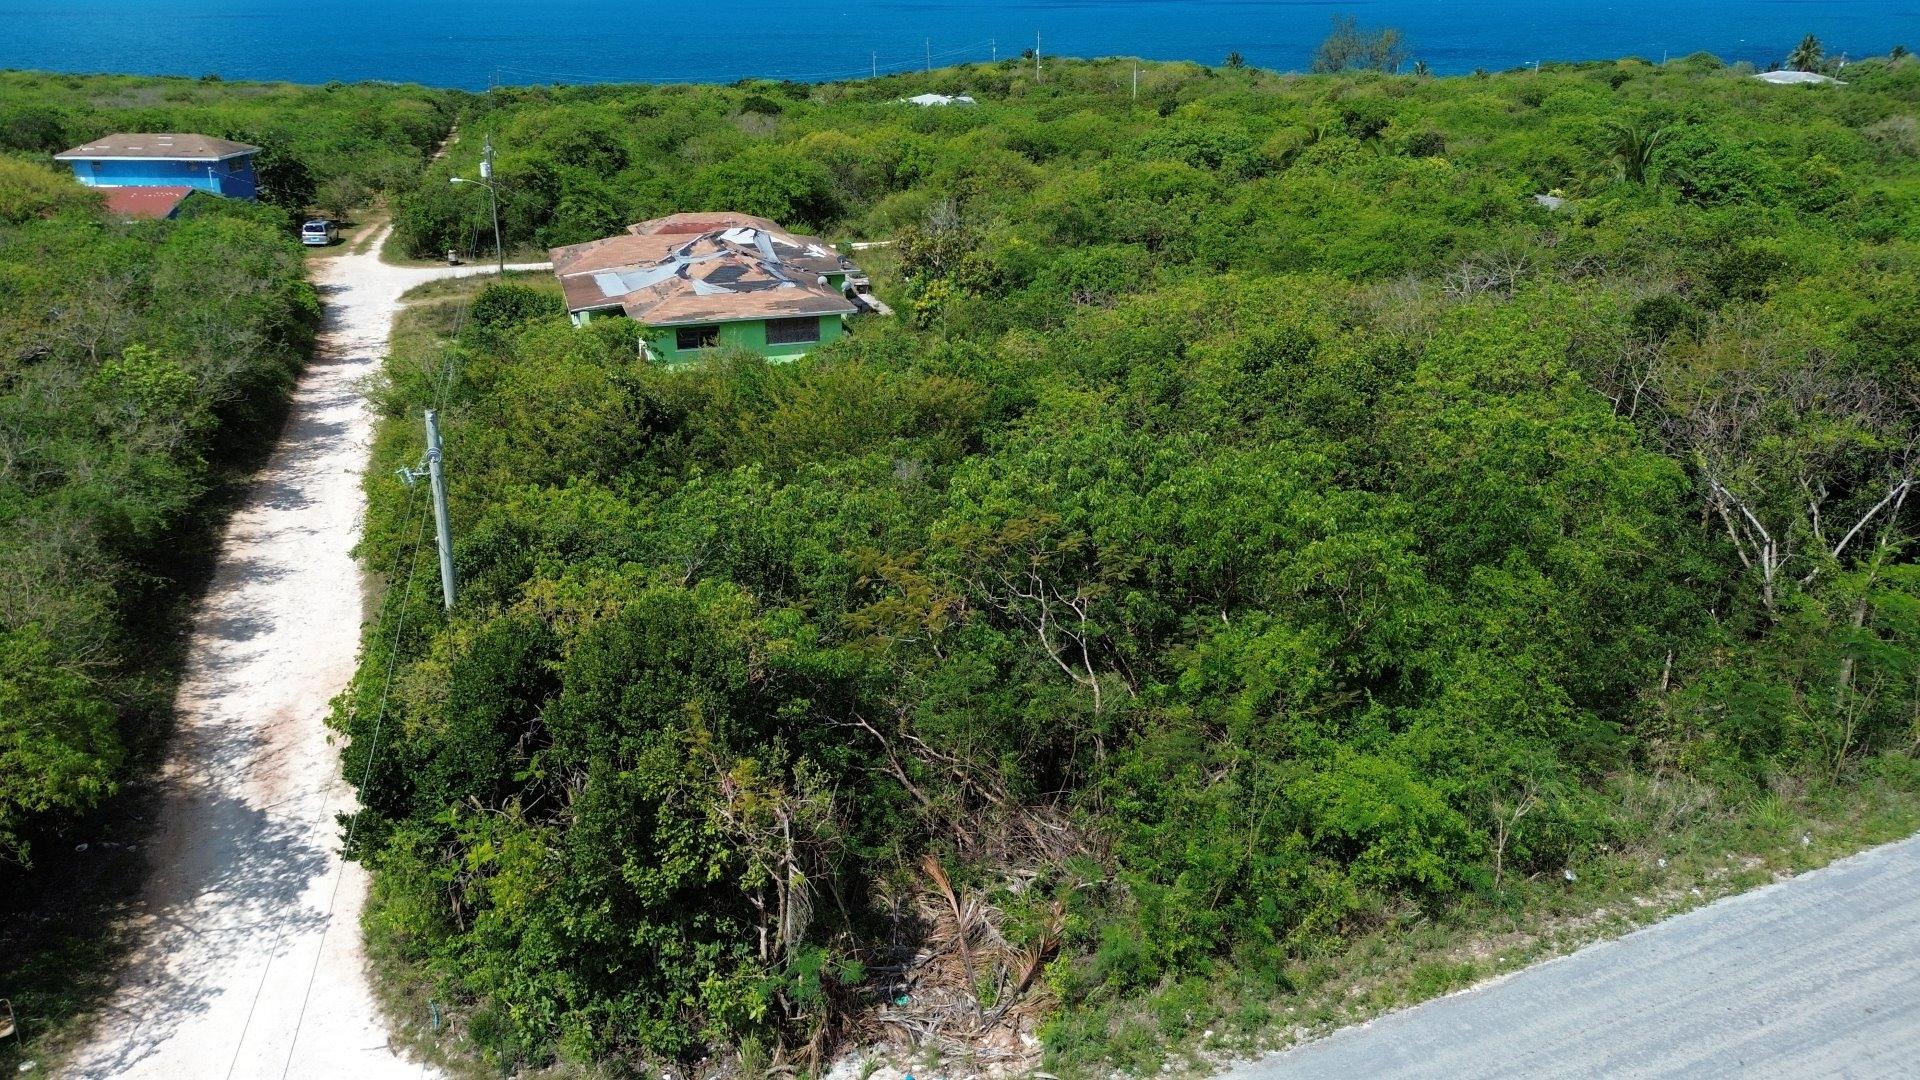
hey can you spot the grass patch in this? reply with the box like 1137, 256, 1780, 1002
380, 226, 550, 269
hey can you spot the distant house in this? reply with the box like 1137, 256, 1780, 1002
1752, 70, 1846, 86
902, 93, 977, 107
550, 213, 873, 362
54, 133, 261, 200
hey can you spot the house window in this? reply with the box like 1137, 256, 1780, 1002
675, 325, 719, 351
228, 159, 245, 173
88, 161, 102, 174
765, 317, 821, 346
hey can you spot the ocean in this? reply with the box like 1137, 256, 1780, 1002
0, 0, 1909, 89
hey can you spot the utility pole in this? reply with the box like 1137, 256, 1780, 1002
872, 51, 878, 78
991, 38, 997, 63
397, 410, 457, 611
1132, 66, 1138, 103
925, 38, 932, 72
481, 134, 501, 275
452, 142, 503, 275
424, 410, 456, 611
1035, 32, 1042, 81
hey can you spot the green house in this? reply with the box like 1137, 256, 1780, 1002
550, 213, 867, 362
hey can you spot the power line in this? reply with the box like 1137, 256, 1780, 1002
278, 482, 434, 1079
223, 284, 475, 1077
268, 297, 473, 1078
222, 469, 426, 1080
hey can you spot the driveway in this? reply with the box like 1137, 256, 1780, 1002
64, 229, 545, 1080
1225, 833, 1920, 1079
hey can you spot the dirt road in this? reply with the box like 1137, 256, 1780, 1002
65, 229, 546, 1080
1226, 832, 1920, 1079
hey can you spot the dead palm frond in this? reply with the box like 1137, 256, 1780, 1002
920, 854, 978, 995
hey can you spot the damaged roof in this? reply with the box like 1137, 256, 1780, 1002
550, 213, 858, 325
55, 133, 260, 161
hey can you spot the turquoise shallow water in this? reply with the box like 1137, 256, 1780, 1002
0, 0, 1909, 88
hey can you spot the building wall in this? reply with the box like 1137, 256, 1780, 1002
643, 314, 846, 363
65, 157, 259, 200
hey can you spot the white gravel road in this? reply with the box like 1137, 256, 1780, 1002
64, 231, 545, 1080
1227, 832, 1920, 1079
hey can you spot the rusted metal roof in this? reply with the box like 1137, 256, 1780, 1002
55, 133, 260, 161
100, 185, 194, 219
550, 214, 858, 325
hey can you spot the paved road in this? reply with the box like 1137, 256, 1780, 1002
1227, 834, 1920, 1080
63, 229, 546, 1080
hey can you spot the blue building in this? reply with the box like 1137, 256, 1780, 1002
54, 133, 261, 200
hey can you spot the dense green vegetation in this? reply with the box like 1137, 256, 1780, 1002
0, 156, 320, 860
347, 53, 1920, 1071
0, 71, 459, 212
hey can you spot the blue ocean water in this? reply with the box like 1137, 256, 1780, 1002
0, 0, 1910, 89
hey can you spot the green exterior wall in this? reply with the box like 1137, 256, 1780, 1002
646, 313, 845, 363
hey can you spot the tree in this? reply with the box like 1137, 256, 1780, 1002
1656, 345, 1918, 613
247, 140, 317, 209
1224, 52, 1247, 70
1789, 33, 1825, 72
0, 155, 100, 223
689, 146, 838, 228
314, 173, 369, 223
1311, 15, 1408, 74
0, 103, 69, 154
0, 627, 123, 863
1604, 120, 1667, 184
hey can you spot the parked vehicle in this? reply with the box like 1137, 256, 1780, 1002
300, 218, 338, 246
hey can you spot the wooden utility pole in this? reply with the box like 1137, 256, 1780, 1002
1035, 32, 1042, 81
926, 38, 932, 72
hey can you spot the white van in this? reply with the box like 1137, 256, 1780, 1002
301, 218, 339, 246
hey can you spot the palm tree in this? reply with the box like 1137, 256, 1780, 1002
1788, 33, 1824, 72
1605, 121, 1667, 185
1224, 51, 1247, 69
1412, 59, 1432, 78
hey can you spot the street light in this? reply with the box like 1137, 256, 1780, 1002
449, 175, 503, 275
